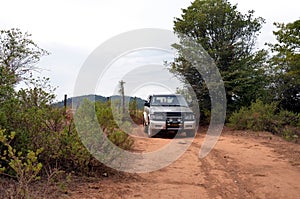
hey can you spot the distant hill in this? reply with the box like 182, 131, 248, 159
54, 94, 145, 110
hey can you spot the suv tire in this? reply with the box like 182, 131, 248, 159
147, 124, 155, 138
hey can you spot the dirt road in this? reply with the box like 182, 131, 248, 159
66, 127, 300, 199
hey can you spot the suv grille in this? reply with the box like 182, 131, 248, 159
166, 112, 182, 117
166, 112, 183, 129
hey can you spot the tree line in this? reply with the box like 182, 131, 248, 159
169, 0, 299, 137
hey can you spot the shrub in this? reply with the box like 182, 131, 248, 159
108, 129, 133, 150
0, 129, 43, 198
74, 99, 134, 167
282, 127, 299, 142
229, 100, 278, 131
229, 100, 300, 141
94, 100, 134, 149
0, 88, 135, 196
277, 110, 300, 127
228, 106, 248, 130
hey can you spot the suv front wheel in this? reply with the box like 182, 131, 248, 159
147, 123, 155, 138
144, 121, 155, 138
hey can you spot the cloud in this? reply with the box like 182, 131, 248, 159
1, 0, 299, 100
96, 49, 182, 99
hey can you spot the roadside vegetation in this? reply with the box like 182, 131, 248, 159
168, 0, 299, 140
0, 29, 134, 198
229, 100, 300, 142
0, 0, 299, 198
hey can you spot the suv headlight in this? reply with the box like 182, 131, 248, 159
184, 113, 195, 121
150, 113, 165, 121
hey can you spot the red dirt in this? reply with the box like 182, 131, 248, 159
64, 127, 300, 199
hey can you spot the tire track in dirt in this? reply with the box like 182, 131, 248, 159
209, 133, 300, 199
131, 134, 209, 199
199, 145, 256, 198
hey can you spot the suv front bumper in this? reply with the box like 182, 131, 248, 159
149, 120, 196, 131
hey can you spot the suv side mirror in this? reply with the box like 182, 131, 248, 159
144, 101, 150, 107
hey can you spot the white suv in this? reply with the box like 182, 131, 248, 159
143, 94, 196, 138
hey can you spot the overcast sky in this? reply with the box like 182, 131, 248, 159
0, 0, 299, 101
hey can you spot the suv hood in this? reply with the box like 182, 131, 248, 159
150, 106, 193, 114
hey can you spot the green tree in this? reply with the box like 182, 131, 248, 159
0, 29, 49, 130
0, 28, 48, 84
0, 65, 15, 102
169, 0, 267, 118
268, 19, 300, 112
0, 28, 60, 197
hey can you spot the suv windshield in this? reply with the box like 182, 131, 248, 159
150, 95, 188, 107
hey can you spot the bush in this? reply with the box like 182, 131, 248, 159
281, 127, 299, 142
0, 28, 135, 197
229, 100, 278, 131
130, 110, 144, 125
95, 100, 134, 149
277, 110, 300, 127
229, 100, 300, 141
0, 97, 120, 197
108, 129, 133, 150
0, 129, 43, 198
1, 78, 135, 197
